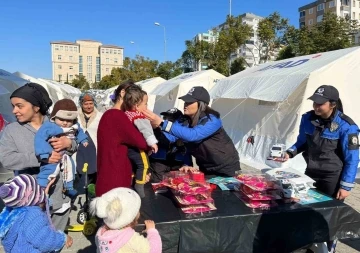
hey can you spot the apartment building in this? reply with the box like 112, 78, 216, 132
50, 40, 123, 84
229, 13, 265, 67
299, 0, 360, 28
193, 30, 218, 70
192, 13, 268, 70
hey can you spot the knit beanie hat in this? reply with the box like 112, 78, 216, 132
10, 83, 53, 115
0, 174, 45, 208
90, 188, 141, 229
50, 98, 78, 120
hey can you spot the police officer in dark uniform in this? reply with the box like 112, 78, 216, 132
284, 85, 359, 199
283, 85, 359, 252
143, 86, 240, 177
150, 108, 192, 182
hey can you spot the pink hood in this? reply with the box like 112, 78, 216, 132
96, 226, 135, 253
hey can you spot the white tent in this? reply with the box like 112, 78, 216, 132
38, 78, 81, 105
13, 73, 81, 109
102, 77, 166, 110
137, 77, 166, 111
0, 69, 27, 124
151, 70, 225, 115
210, 47, 360, 177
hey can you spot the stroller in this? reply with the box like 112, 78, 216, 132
66, 163, 98, 236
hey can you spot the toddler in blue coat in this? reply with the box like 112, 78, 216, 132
35, 99, 88, 199
0, 174, 73, 252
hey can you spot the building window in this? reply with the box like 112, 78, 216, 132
106, 49, 109, 54
106, 68, 109, 72
114, 50, 117, 54
101, 49, 105, 54
60, 46, 63, 50
317, 3, 324, 11
70, 47, 73, 52
69, 75, 73, 79
110, 49, 113, 54
58, 55, 62, 60
54, 45, 59, 50
353, 0, 356, 7
329, 1, 335, 8
309, 8, 313, 14
69, 66, 73, 70
69, 56, 73, 61
58, 75, 62, 82
353, 12, 356, 19
79, 56, 83, 74
300, 11, 306, 18
309, 19, 313, 25
96, 57, 101, 82
65, 46, 68, 51
106, 58, 109, 63
114, 58, 118, 64
300, 21, 305, 28
58, 65, 62, 69
317, 15, 323, 22
74, 47, 78, 52
87, 56, 92, 82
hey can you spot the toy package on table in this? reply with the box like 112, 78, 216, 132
189, 171, 205, 182
265, 168, 316, 199
207, 177, 241, 191
234, 192, 278, 210
234, 173, 280, 191
236, 184, 280, 200
174, 191, 214, 205
151, 183, 168, 194
162, 173, 211, 195
180, 202, 217, 214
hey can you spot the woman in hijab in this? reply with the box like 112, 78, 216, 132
75, 92, 103, 184
0, 82, 77, 231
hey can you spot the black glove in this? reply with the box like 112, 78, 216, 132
160, 108, 183, 122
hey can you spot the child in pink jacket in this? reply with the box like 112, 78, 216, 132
90, 187, 162, 253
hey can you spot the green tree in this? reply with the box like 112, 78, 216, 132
71, 74, 89, 89
230, 58, 246, 75
256, 12, 289, 63
205, 15, 252, 76
156, 60, 184, 80
98, 55, 159, 89
278, 13, 359, 60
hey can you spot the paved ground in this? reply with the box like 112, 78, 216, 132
0, 168, 359, 253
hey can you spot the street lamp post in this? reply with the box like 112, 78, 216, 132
230, 0, 232, 17
154, 22, 166, 62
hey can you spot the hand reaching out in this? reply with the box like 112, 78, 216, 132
151, 144, 158, 154
145, 220, 156, 231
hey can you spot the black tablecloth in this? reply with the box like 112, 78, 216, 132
138, 185, 360, 253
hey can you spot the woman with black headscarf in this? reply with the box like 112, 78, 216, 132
0, 82, 77, 231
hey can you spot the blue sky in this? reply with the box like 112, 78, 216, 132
0, 0, 310, 79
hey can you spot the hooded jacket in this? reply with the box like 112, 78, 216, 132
95, 226, 162, 253
0, 206, 66, 252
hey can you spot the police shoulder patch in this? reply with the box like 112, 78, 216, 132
348, 133, 359, 150
340, 113, 356, 125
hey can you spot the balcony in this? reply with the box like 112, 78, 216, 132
340, 5, 350, 11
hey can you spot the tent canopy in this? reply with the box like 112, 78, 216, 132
211, 47, 360, 102
151, 70, 225, 114
151, 70, 223, 96
209, 47, 360, 175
